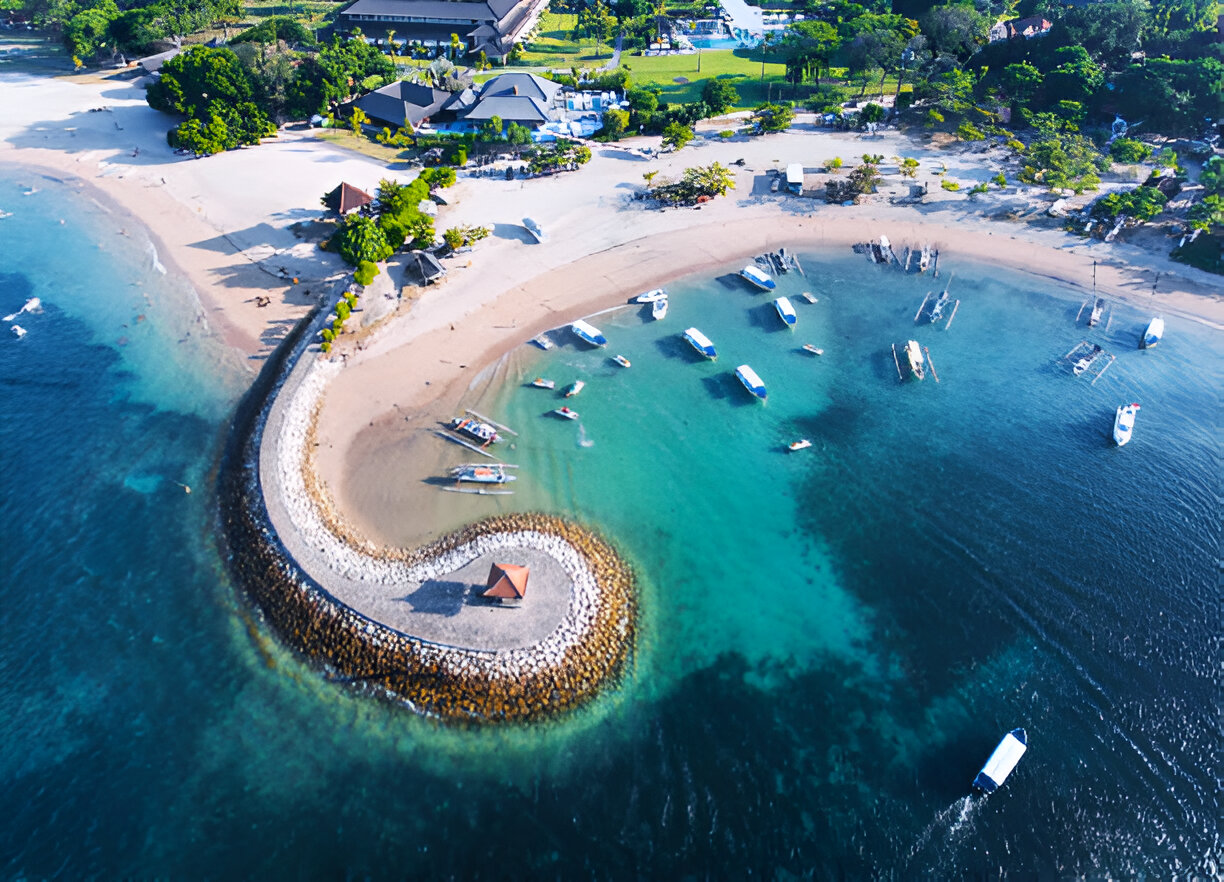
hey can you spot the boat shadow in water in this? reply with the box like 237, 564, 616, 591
748, 302, 791, 333
654, 334, 708, 362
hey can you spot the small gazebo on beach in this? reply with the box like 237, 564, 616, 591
483, 563, 529, 601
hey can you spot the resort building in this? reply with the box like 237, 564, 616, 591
988, 16, 1053, 42
336, 0, 549, 60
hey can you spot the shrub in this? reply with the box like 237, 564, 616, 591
900, 157, 919, 178
353, 261, 378, 287
969, 182, 988, 195
992, 172, 1006, 188
941, 179, 960, 191
336, 299, 352, 320
826, 157, 843, 171
321, 328, 335, 342
321, 340, 331, 353
718, 130, 735, 139
956, 121, 986, 141
442, 227, 464, 250
925, 109, 944, 128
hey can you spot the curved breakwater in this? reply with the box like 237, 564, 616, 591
218, 305, 637, 723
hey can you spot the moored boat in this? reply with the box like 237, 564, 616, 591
973, 728, 1028, 793
735, 364, 768, 401
633, 288, 667, 303
1072, 344, 1103, 376
448, 416, 500, 445
613, 355, 631, 368
1141, 316, 1164, 349
929, 290, 950, 323
450, 463, 517, 484
530, 377, 555, 389
564, 380, 585, 397
802, 343, 824, 356
522, 217, 546, 243
918, 245, 932, 272
530, 335, 554, 350
905, 340, 925, 380
11, 324, 27, 338
740, 265, 776, 291
1113, 402, 1140, 446
774, 296, 797, 327
788, 439, 811, 451
571, 320, 607, 347
799, 291, 818, 304
652, 297, 668, 320
553, 406, 579, 420
1088, 297, 1105, 327
683, 327, 717, 360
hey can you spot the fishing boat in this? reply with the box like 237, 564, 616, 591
878, 234, 896, 264
1072, 343, 1103, 376
448, 416, 500, 445
918, 245, 932, 272
613, 355, 631, 368
1141, 316, 1164, 349
1087, 297, 1105, 327
564, 380, 585, 397
522, 217, 546, 243
633, 288, 667, 303
802, 344, 824, 356
928, 290, 950, 323
530, 335, 554, 350
552, 406, 579, 420
683, 327, 717, 360
450, 463, 517, 484
972, 728, 1028, 793
799, 291, 818, 304
570, 320, 607, 347
11, 324, 27, 338
904, 340, 925, 380
788, 439, 812, 452
1113, 402, 1140, 446
735, 364, 768, 401
652, 297, 668, 320
530, 377, 555, 389
740, 265, 776, 291
774, 296, 797, 327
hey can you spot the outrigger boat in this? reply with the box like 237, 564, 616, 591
529, 377, 555, 389
802, 343, 824, 356
552, 406, 579, 420
735, 364, 768, 401
448, 416, 501, 445
652, 297, 668, 320
613, 355, 631, 368
633, 288, 667, 303
740, 265, 776, 291
928, 290, 950, 323
683, 327, 717, 360
1087, 297, 1106, 327
570, 320, 607, 347
918, 245, 932, 273
1141, 316, 1164, 349
530, 334, 554, 350
905, 340, 926, 380
1113, 402, 1140, 446
774, 296, 797, 328
450, 463, 517, 484
522, 217, 546, 243
788, 439, 812, 452
973, 728, 1028, 793
1072, 343, 1104, 376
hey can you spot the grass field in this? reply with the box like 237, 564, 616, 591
517, 13, 614, 67
623, 50, 790, 108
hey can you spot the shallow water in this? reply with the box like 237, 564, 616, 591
1, 166, 1219, 877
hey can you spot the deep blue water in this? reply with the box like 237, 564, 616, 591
1, 166, 1219, 878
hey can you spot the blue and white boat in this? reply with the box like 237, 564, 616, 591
973, 728, 1028, 793
735, 364, 768, 401
774, 296, 797, 327
1113, 402, 1140, 446
1142, 316, 1164, 349
570, 319, 607, 347
522, 217, 546, 243
740, 265, 776, 291
683, 327, 717, 360
652, 296, 668, 320
633, 288, 667, 303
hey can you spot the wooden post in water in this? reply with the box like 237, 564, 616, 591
914, 292, 931, 322
1075, 301, 1088, 323
923, 346, 940, 383
931, 249, 940, 278
1091, 355, 1116, 385
904, 248, 912, 272
890, 343, 904, 382
944, 299, 961, 330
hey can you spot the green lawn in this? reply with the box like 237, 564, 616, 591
517, 13, 615, 67
623, 49, 789, 108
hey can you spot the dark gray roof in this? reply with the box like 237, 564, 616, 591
341, 0, 497, 22
479, 72, 560, 103
461, 95, 549, 124
355, 80, 452, 127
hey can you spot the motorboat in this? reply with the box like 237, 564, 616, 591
1072, 344, 1103, 376
799, 291, 818, 304
774, 296, 797, 327
1141, 316, 1164, 349
570, 320, 607, 347
522, 217, 546, 243
633, 288, 667, 303
448, 417, 500, 445
450, 463, 517, 484
530, 377, 555, 389
530, 335, 554, 350
973, 728, 1028, 793
3, 297, 41, 322
652, 297, 668, 320
1113, 402, 1140, 446
905, 340, 925, 380
788, 439, 812, 451
564, 380, 585, 397
11, 324, 27, 338
802, 343, 824, 356
735, 364, 768, 401
1087, 297, 1105, 327
552, 406, 579, 420
613, 355, 631, 368
740, 265, 776, 291
918, 245, 931, 272
683, 327, 717, 360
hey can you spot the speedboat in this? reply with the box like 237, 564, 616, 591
774, 296, 797, 327
1072, 344, 1103, 376
735, 364, 767, 401
564, 380, 585, 397
652, 297, 668, 320
530, 335, 554, 350
570, 320, 607, 347
799, 291, 818, 304
553, 406, 579, 420
1113, 402, 1140, 446
633, 288, 667, 303
802, 343, 824, 356
448, 417, 500, 445
740, 265, 776, 291
973, 728, 1028, 793
522, 217, 546, 243
905, 340, 925, 380
1141, 316, 1164, 349
530, 377, 555, 389
11, 324, 27, 338
613, 355, 631, 368
683, 327, 717, 360
450, 463, 516, 484
788, 439, 811, 451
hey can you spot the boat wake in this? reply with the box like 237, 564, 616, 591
906, 795, 982, 863
576, 424, 595, 448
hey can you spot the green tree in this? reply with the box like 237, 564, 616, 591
860, 102, 885, 124
506, 122, 533, 145
1044, 46, 1103, 106
147, 46, 253, 118
1000, 62, 1042, 104
601, 107, 630, 139
1199, 157, 1224, 197
1092, 186, 1167, 222
780, 19, 840, 86
662, 121, 694, 150
1187, 194, 1224, 232
1019, 132, 1109, 194
750, 102, 795, 134
479, 114, 504, 141
701, 78, 740, 116
64, 3, 117, 59
919, 3, 986, 61
449, 32, 461, 60
334, 214, 394, 266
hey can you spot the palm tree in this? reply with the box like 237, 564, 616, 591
386, 29, 396, 57
450, 33, 461, 60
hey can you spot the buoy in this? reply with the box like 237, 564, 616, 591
292, 277, 299, 284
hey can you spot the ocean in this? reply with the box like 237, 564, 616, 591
1, 165, 1219, 878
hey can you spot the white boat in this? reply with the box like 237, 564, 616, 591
11, 324, 27, 338
683, 327, 717, 360
788, 439, 811, 451
1072, 344, 1103, 376
570, 320, 607, 347
799, 291, 818, 304
530, 335, 554, 350
918, 245, 932, 272
929, 290, 950, 323
633, 288, 667, 303
1113, 402, 1140, 446
1087, 297, 1105, 327
735, 364, 768, 401
740, 265, 776, 291
3, 297, 41, 322
523, 217, 546, 243
973, 728, 1028, 793
905, 340, 925, 380
613, 354, 631, 368
1141, 316, 1164, 349
448, 417, 500, 445
450, 463, 517, 484
552, 406, 579, 420
530, 377, 555, 389
652, 297, 668, 320
803, 343, 824, 356
564, 380, 585, 397
774, 296, 797, 327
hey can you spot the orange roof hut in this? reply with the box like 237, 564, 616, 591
484, 562, 529, 600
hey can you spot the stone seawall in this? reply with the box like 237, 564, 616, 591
218, 306, 637, 723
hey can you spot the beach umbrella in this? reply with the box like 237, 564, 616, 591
484, 563, 529, 600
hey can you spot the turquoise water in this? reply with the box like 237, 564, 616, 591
2, 165, 1219, 877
